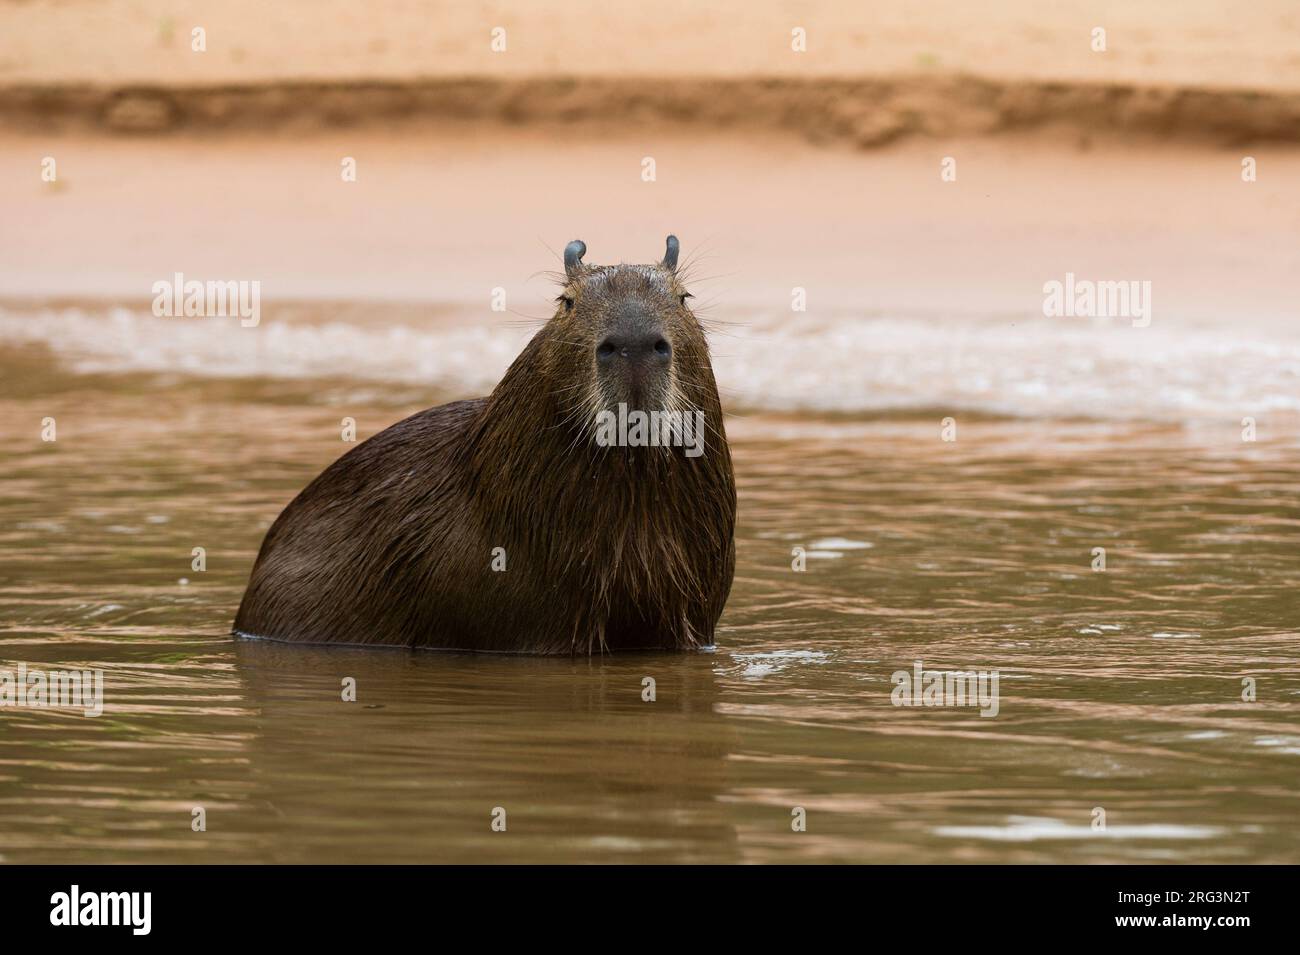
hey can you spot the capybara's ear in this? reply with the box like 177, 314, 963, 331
564, 239, 587, 279
662, 234, 680, 271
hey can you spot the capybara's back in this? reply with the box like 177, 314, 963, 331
234, 399, 494, 647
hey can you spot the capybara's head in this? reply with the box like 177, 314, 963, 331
542, 236, 712, 433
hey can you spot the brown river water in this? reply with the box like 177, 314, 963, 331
2, 323, 1299, 864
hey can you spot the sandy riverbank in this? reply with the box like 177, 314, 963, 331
3, 1, 1300, 146
5, 0, 1299, 89
4, 126, 1297, 318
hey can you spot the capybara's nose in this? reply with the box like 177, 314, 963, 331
596, 331, 672, 365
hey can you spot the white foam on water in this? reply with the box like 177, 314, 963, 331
4, 303, 1299, 422
731, 649, 831, 678
1253, 736, 1300, 755
934, 815, 1225, 841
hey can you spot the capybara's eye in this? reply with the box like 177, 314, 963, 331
559, 295, 575, 311
597, 341, 617, 359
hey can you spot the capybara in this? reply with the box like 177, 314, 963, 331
234, 236, 736, 653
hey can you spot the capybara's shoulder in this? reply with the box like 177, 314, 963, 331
343, 397, 485, 465
256, 397, 486, 554
302, 397, 486, 494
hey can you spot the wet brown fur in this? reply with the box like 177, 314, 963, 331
233, 244, 736, 653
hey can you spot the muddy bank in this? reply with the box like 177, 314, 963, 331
6, 75, 1300, 147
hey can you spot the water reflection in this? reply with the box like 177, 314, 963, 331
229, 641, 741, 862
